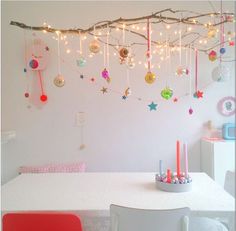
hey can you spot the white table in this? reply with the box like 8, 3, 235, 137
2, 173, 235, 231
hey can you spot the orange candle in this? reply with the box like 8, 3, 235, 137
167, 169, 171, 183
176, 140, 181, 177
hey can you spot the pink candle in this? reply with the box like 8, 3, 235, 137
176, 140, 181, 177
167, 169, 171, 183
184, 142, 188, 177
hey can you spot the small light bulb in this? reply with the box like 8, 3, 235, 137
66, 49, 71, 54
166, 25, 170, 29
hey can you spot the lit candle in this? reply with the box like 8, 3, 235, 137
176, 140, 181, 177
159, 160, 163, 175
167, 169, 171, 183
184, 142, 188, 177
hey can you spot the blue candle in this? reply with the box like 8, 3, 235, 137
159, 160, 163, 175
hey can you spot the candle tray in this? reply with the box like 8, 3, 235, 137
155, 174, 192, 192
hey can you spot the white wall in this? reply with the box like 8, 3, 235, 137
1, 1, 235, 184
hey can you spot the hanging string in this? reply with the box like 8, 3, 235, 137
220, 0, 224, 63
147, 18, 151, 71
179, 21, 182, 65
122, 24, 125, 45
106, 24, 109, 69
103, 43, 106, 67
23, 30, 30, 93
194, 48, 198, 93
38, 70, 44, 95
126, 69, 130, 87
57, 32, 61, 74
165, 32, 168, 86
79, 32, 82, 55
189, 45, 192, 98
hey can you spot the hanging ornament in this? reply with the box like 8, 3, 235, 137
76, 57, 86, 67
124, 87, 131, 97
144, 18, 155, 84
173, 97, 178, 102
188, 107, 193, 115
145, 71, 156, 84
226, 15, 234, 22
219, 47, 226, 54
119, 47, 129, 58
101, 68, 111, 83
26, 38, 49, 103
193, 90, 203, 99
176, 66, 189, 76
212, 64, 230, 82
101, 87, 108, 94
208, 50, 217, 61
207, 26, 217, 38
24, 92, 29, 98
54, 74, 65, 87
89, 39, 100, 53
161, 87, 173, 100
229, 41, 235, 46
126, 56, 135, 69
148, 102, 157, 111
40, 94, 48, 102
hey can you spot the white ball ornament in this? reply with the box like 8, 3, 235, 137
212, 64, 230, 82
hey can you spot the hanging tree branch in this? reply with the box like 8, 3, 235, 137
10, 8, 235, 53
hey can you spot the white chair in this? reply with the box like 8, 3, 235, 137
110, 204, 228, 231
110, 204, 190, 231
224, 170, 235, 197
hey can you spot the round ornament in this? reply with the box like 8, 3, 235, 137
220, 47, 226, 54
76, 57, 86, 67
161, 87, 173, 100
207, 27, 217, 38
189, 108, 193, 115
24, 92, 29, 98
212, 65, 230, 82
229, 41, 235, 46
29, 59, 39, 69
145, 71, 156, 84
208, 50, 217, 62
40, 94, 48, 102
119, 48, 129, 58
89, 39, 100, 53
54, 74, 65, 87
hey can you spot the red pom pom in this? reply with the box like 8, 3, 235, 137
24, 92, 29, 98
40, 94, 48, 102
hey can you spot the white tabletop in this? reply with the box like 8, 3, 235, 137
1, 172, 235, 215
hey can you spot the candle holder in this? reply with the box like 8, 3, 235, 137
155, 173, 192, 192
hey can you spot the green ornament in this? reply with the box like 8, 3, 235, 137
161, 87, 173, 100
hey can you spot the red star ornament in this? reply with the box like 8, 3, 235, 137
196, 90, 203, 98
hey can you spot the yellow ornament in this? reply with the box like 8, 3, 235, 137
207, 27, 217, 38
89, 39, 100, 54
145, 71, 156, 84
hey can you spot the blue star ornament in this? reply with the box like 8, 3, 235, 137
148, 102, 157, 111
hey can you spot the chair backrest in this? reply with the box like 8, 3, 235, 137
2, 213, 83, 231
110, 204, 190, 231
224, 170, 235, 197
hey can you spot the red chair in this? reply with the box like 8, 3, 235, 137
2, 213, 83, 231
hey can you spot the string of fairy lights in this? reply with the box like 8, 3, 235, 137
14, 7, 235, 113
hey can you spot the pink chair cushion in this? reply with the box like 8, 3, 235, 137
19, 162, 86, 174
